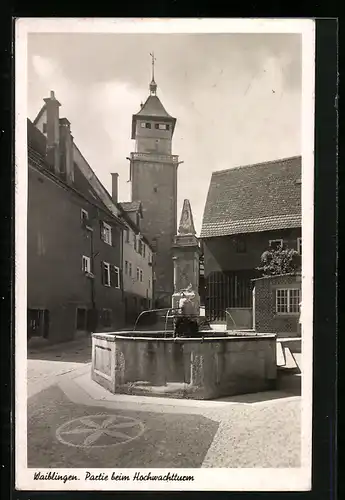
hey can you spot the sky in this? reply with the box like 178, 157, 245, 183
27, 32, 302, 235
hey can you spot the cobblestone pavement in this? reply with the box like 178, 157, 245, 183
26, 339, 301, 468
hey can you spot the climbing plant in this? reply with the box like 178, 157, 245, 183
257, 245, 301, 276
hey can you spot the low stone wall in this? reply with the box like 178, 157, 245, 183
91, 332, 277, 400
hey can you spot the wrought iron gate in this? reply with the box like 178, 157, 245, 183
205, 270, 258, 321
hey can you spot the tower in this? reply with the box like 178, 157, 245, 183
130, 53, 180, 307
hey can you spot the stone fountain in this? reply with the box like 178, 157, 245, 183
91, 199, 277, 400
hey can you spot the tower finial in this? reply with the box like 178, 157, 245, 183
149, 51, 157, 95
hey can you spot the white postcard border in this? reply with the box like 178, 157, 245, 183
15, 17, 315, 492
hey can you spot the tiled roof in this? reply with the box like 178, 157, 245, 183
135, 95, 173, 119
118, 201, 142, 212
200, 156, 302, 238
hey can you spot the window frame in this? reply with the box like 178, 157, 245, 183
275, 288, 301, 315
103, 261, 111, 287
82, 255, 91, 273
112, 266, 120, 289
81, 208, 89, 223
269, 239, 284, 250
102, 221, 112, 246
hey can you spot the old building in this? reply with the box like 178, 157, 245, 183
128, 58, 181, 308
200, 156, 302, 322
27, 91, 126, 344
117, 199, 154, 325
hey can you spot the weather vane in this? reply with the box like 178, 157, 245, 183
149, 51, 156, 82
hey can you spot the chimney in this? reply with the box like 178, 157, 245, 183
111, 173, 119, 203
59, 117, 74, 184
44, 90, 61, 174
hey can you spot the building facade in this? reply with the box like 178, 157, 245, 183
200, 156, 302, 322
118, 201, 154, 325
27, 91, 126, 344
128, 70, 180, 308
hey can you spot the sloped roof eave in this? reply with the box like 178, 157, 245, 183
200, 214, 302, 239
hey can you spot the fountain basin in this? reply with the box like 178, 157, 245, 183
91, 332, 277, 400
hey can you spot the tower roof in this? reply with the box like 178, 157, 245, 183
132, 95, 177, 138
136, 95, 173, 119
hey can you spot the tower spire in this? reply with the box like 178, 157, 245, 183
149, 51, 157, 95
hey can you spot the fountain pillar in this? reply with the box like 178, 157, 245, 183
172, 199, 202, 313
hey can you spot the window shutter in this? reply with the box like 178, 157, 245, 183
110, 266, 115, 288
101, 261, 104, 284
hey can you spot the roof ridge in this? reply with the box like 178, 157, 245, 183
212, 155, 302, 176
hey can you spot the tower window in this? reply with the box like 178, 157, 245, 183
154, 123, 169, 130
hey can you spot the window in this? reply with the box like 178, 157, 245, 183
42, 123, 47, 134
138, 239, 143, 255
141, 122, 146, 128
101, 222, 112, 246
102, 309, 112, 328
143, 244, 146, 258
297, 237, 302, 254
145, 122, 151, 129
269, 239, 283, 250
136, 213, 140, 227
235, 237, 246, 254
140, 269, 143, 282
81, 209, 89, 223
76, 308, 87, 330
148, 278, 151, 289
125, 228, 130, 243
82, 255, 91, 273
153, 186, 158, 193
111, 266, 120, 289
276, 288, 301, 314
102, 262, 111, 286
128, 262, 132, 277
125, 260, 128, 274
133, 232, 137, 251
136, 267, 140, 281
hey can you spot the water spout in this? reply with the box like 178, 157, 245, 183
225, 310, 237, 329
